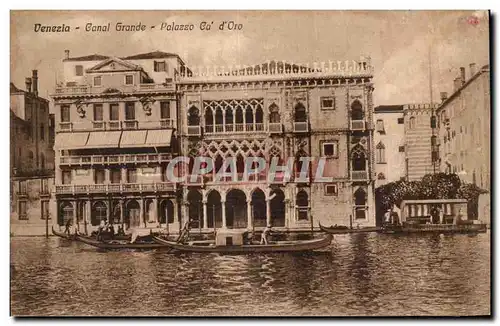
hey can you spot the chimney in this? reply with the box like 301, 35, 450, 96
440, 92, 448, 102
32, 70, 38, 96
64, 49, 70, 60
453, 77, 462, 91
25, 77, 32, 93
470, 63, 476, 77
460, 67, 466, 85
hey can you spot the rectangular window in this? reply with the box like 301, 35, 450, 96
324, 184, 338, 196
93, 104, 103, 121
75, 65, 83, 76
93, 76, 102, 86
109, 104, 119, 121
125, 102, 136, 120
160, 102, 171, 119
127, 169, 137, 183
125, 75, 134, 85
40, 124, 45, 141
399, 146, 405, 153
60, 105, 70, 122
397, 117, 404, 124
376, 119, 385, 133
40, 179, 49, 193
19, 201, 27, 220
62, 171, 72, 184
322, 142, 338, 157
41, 200, 50, 220
94, 169, 105, 184
154, 61, 167, 72
110, 169, 121, 184
320, 97, 335, 110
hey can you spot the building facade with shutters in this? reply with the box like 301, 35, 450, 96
51, 51, 186, 233
178, 58, 377, 230
10, 72, 55, 235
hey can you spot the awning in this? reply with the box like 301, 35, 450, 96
86, 131, 122, 148
120, 130, 148, 148
145, 129, 173, 147
55, 132, 89, 150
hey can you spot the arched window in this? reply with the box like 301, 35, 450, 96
188, 106, 200, 126
409, 116, 416, 129
245, 105, 253, 124
215, 108, 223, 125
269, 103, 280, 123
235, 107, 243, 124
376, 142, 386, 164
296, 190, 309, 220
255, 106, 264, 123
205, 109, 213, 126
225, 108, 233, 125
92, 201, 107, 225
351, 145, 366, 171
377, 172, 386, 180
294, 102, 307, 122
351, 100, 364, 120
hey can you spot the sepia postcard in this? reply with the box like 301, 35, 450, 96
9, 10, 491, 317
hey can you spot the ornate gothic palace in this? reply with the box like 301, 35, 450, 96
51, 50, 376, 233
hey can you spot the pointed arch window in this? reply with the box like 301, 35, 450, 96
269, 103, 280, 123
296, 190, 309, 220
376, 142, 386, 164
188, 106, 200, 126
409, 116, 416, 129
351, 100, 364, 120
351, 145, 367, 171
294, 102, 307, 122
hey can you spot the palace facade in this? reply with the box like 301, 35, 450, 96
51, 51, 377, 232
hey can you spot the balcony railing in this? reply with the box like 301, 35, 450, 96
53, 83, 175, 96
351, 170, 368, 180
293, 121, 309, 133
59, 153, 171, 166
92, 121, 106, 130
354, 205, 368, 219
55, 182, 176, 195
268, 123, 283, 134
204, 123, 267, 134
59, 122, 73, 132
122, 120, 138, 130
187, 125, 202, 136
350, 120, 365, 131
58, 120, 176, 132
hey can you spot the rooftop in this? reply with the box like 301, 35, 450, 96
122, 50, 181, 60
63, 54, 110, 62
374, 105, 404, 113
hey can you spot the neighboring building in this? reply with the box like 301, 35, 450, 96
178, 58, 377, 230
436, 64, 490, 190
51, 51, 377, 232
10, 72, 55, 236
51, 50, 185, 232
403, 103, 439, 181
373, 105, 405, 186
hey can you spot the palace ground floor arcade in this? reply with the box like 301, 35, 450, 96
55, 193, 181, 233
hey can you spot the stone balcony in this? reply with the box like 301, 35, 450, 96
351, 170, 369, 181
55, 182, 176, 195
58, 119, 175, 132
59, 153, 172, 166
53, 83, 175, 96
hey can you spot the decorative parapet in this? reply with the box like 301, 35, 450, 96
404, 103, 439, 110
177, 58, 373, 82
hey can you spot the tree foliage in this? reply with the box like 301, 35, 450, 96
375, 173, 488, 220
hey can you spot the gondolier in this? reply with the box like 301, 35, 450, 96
260, 224, 272, 245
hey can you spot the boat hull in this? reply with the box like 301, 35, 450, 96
152, 234, 333, 253
318, 222, 378, 234
51, 226, 73, 239
74, 235, 169, 250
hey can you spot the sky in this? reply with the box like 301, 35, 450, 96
10, 10, 490, 109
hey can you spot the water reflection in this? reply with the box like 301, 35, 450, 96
11, 232, 490, 316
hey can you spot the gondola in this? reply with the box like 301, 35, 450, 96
380, 223, 487, 234
318, 222, 378, 234
51, 226, 74, 239
151, 233, 333, 253
73, 234, 169, 250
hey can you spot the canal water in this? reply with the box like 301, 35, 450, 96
11, 232, 490, 316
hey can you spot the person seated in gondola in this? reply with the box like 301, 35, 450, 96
64, 218, 73, 235
260, 224, 272, 245
117, 225, 125, 236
